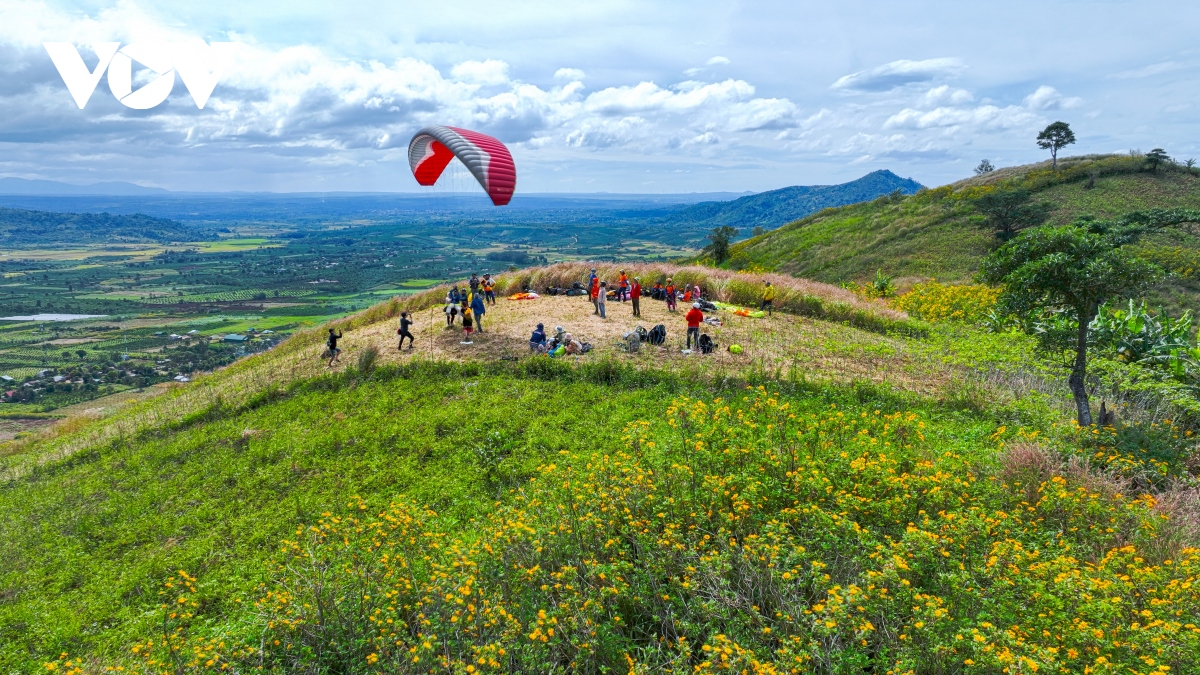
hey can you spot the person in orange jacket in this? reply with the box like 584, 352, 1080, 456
685, 302, 704, 350
630, 277, 642, 317
664, 278, 677, 312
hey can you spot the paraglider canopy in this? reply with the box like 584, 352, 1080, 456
408, 126, 516, 206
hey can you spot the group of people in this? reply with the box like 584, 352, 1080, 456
528, 323, 586, 355
443, 273, 498, 342
322, 269, 781, 366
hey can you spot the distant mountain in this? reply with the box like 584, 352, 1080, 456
0, 177, 170, 196
0, 207, 213, 246
668, 170, 925, 230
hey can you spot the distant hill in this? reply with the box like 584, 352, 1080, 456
668, 170, 924, 230
0, 177, 169, 196
0, 207, 213, 246
723, 154, 1200, 315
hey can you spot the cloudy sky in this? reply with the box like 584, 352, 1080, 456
1, 0, 1198, 193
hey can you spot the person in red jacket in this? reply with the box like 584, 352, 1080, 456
590, 275, 601, 315
630, 277, 642, 317
685, 302, 704, 349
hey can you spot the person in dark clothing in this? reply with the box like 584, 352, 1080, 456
529, 323, 547, 352
326, 328, 343, 366
469, 274, 480, 295
630, 277, 642, 317
449, 287, 461, 304
398, 312, 415, 350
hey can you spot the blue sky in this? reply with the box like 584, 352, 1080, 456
1, 0, 1198, 193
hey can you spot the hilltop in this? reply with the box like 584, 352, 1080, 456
722, 154, 1200, 312
1, 273, 1197, 674
668, 169, 924, 231
0, 207, 214, 246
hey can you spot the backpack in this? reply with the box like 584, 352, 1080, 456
698, 333, 716, 354
634, 325, 648, 342
647, 324, 666, 345
699, 299, 718, 312
580, 342, 593, 354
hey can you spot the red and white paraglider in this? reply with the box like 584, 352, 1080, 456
407, 126, 516, 206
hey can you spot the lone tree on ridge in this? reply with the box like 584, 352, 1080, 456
706, 226, 738, 264
1036, 121, 1076, 169
1145, 148, 1171, 173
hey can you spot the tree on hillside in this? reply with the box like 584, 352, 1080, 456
973, 188, 1052, 242
974, 159, 995, 175
1186, 158, 1197, 176
1036, 121, 1076, 169
706, 225, 738, 264
1145, 148, 1171, 173
980, 208, 1200, 425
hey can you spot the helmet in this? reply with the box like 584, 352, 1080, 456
692, 303, 701, 309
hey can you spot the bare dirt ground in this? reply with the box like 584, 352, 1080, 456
0, 417, 57, 442
324, 294, 944, 394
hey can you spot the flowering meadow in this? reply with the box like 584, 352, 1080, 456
891, 283, 1000, 325
94, 384, 1200, 675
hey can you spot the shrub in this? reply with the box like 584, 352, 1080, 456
891, 282, 1000, 324
356, 345, 379, 375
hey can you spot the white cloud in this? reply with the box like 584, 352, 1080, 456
583, 79, 755, 115
706, 56, 730, 66
831, 58, 965, 92
450, 59, 509, 85
554, 67, 585, 80
1022, 85, 1082, 110
884, 104, 1037, 130
920, 85, 973, 107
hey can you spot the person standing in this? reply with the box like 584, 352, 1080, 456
590, 274, 601, 315
461, 301, 474, 341
617, 270, 629, 301
398, 311, 415, 350
483, 274, 496, 305
596, 281, 608, 319
471, 291, 487, 333
444, 301, 459, 326
326, 328, 343, 366
630, 277, 642, 317
760, 280, 775, 316
665, 278, 677, 312
685, 302, 703, 350
469, 274, 480, 296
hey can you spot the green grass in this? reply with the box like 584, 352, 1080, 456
4, 357, 1196, 674
0, 361, 695, 669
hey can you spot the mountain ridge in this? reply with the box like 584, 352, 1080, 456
669, 169, 924, 230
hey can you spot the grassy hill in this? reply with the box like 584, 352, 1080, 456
0, 207, 213, 246
668, 169, 924, 232
2, 265, 1199, 674
722, 155, 1200, 313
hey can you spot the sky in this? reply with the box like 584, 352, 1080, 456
0, 0, 1198, 193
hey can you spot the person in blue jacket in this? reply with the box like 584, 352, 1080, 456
529, 323, 547, 352
448, 286, 461, 304
471, 291, 487, 333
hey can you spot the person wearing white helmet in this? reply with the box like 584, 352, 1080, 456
685, 302, 704, 350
